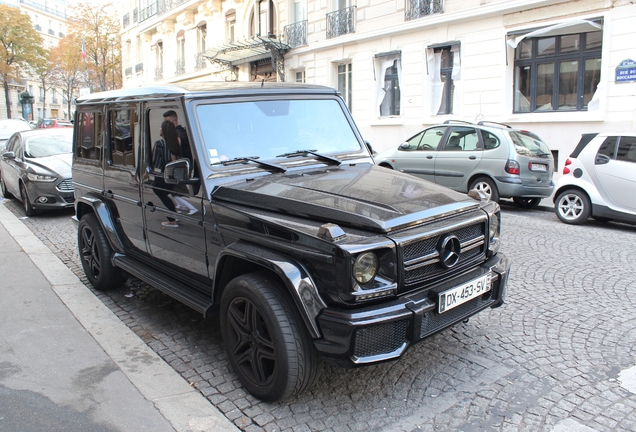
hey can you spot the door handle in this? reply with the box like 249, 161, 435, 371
469, 156, 477, 160
426, 156, 433, 159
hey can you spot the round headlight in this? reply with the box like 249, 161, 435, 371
489, 213, 500, 241
353, 252, 378, 284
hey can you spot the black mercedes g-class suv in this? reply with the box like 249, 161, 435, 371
72, 82, 510, 402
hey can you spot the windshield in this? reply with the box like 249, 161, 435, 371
24, 133, 73, 158
509, 131, 551, 157
195, 99, 362, 166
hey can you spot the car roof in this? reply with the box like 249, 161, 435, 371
438, 119, 532, 133
16, 128, 74, 138
76, 82, 340, 105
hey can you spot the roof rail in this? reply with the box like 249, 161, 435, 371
442, 119, 474, 125
477, 120, 512, 129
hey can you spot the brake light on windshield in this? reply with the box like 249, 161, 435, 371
563, 158, 572, 175
505, 160, 520, 175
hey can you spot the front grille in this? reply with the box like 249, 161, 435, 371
353, 320, 408, 358
420, 294, 494, 338
56, 178, 73, 192
401, 222, 486, 286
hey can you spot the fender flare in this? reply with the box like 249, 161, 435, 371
214, 241, 327, 338
75, 196, 125, 253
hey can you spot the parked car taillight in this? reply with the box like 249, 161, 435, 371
505, 160, 520, 175
563, 158, 572, 175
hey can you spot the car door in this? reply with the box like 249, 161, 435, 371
2, 135, 23, 196
394, 126, 447, 183
140, 104, 209, 279
102, 104, 147, 252
433, 126, 483, 190
594, 136, 636, 211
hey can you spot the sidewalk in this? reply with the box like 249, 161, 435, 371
0, 202, 237, 432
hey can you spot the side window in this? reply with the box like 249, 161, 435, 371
401, 131, 424, 151
13, 141, 23, 159
109, 107, 138, 168
5, 136, 18, 153
76, 111, 102, 161
444, 127, 480, 151
418, 126, 446, 150
597, 137, 616, 159
616, 136, 636, 163
481, 131, 500, 150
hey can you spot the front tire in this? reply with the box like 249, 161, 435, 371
20, 183, 36, 216
469, 177, 500, 202
78, 213, 128, 290
555, 189, 591, 224
220, 272, 320, 402
513, 197, 542, 209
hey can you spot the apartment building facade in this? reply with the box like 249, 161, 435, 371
119, 0, 636, 168
0, 0, 71, 121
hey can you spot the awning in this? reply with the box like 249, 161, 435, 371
507, 18, 603, 49
203, 37, 291, 67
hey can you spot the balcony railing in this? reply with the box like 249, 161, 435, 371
195, 52, 207, 71
405, 0, 443, 21
155, 67, 163, 80
326, 6, 356, 39
139, 3, 157, 22
133, 8, 138, 22
157, 0, 189, 16
58, 32, 64, 37
135, 63, 144, 73
34, 24, 41, 31
175, 59, 185, 76
125, 67, 132, 77
123, 13, 130, 28
284, 20, 307, 48
48, 28, 54, 35
19, 0, 66, 19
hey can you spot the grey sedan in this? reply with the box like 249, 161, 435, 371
0, 128, 74, 216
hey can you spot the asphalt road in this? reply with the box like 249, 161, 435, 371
2, 195, 636, 432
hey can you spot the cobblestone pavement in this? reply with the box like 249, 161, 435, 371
2, 195, 636, 432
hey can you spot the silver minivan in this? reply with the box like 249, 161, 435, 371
375, 120, 555, 208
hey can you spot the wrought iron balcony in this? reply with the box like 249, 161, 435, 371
135, 63, 144, 73
157, 0, 189, 16
48, 28, 54, 35
125, 67, 132, 77
175, 59, 185, 76
326, 6, 356, 39
139, 3, 157, 22
155, 67, 163, 80
133, 8, 138, 23
195, 52, 208, 71
34, 24, 41, 31
284, 20, 307, 48
123, 13, 130, 28
405, 0, 443, 21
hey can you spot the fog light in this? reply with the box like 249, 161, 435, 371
37, 197, 49, 203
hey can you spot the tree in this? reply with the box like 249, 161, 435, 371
31, 50, 54, 119
49, 36, 85, 117
0, 4, 46, 118
67, 2, 122, 92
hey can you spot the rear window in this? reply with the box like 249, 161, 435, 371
509, 131, 551, 157
570, 133, 598, 158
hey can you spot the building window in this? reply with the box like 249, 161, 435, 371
337, 63, 352, 110
295, 70, 305, 83
376, 53, 401, 117
514, 30, 602, 113
198, 24, 207, 52
226, 11, 236, 43
430, 44, 459, 115
250, 0, 275, 38
176, 31, 185, 75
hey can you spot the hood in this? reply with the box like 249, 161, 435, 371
212, 164, 480, 233
27, 153, 73, 178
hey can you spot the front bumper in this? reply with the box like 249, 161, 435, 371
26, 180, 74, 211
494, 176, 554, 198
314, 253, 511, 365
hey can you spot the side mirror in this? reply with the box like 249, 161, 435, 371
365, 141, 377, 156
398, 142, 410, 150
164, 158, 199, 185
2, 151, 16, 160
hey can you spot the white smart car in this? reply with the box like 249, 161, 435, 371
553, 132, 636, 225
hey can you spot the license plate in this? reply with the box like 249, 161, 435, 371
529, 163, 548, 172
438, 273, 492, 313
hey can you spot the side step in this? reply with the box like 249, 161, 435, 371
113, 254, 213, 317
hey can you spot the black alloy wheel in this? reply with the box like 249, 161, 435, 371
20, 183, 36, 216
220, 272, 320, 402
77, 213, 127, 290
512, 197, 542, 209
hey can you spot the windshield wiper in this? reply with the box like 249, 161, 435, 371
276, 149, 342, 165
212, 156, 287, 172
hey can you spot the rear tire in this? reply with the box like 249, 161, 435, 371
220, 272, 320, 402
78, 213, 128, 290
20, 183, 36, 216
0, 174, 12, 198
555, 189, 591, 224
513, 197, 542, 209
469, 177, 500, 202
